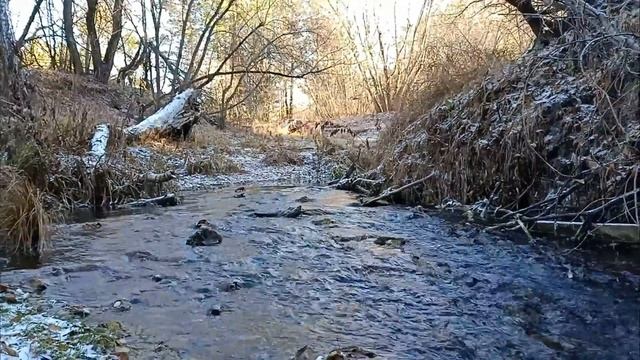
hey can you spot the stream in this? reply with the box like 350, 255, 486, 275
1, 186, 639, 359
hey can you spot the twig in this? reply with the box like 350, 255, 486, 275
362, 172, 435, 207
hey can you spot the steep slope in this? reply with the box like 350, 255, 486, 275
376, 3, 639, 225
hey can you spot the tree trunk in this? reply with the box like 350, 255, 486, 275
62, 0, 83, 74
86, 0, 123, 83
504, 0, 563, 46
0, 0, 18, 99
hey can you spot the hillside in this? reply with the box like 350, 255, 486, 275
351, 3, 640, 236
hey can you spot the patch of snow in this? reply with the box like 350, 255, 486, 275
177, 150, 333, 191
0, 299, 114, 360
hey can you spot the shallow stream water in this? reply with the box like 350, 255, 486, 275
1, 186, 639, 359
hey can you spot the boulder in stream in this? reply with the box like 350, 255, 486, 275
187, 220, 223, 246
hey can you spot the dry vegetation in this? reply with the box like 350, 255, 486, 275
0, 167, 52, 254
0, 71, 165, 254
185, 154, 242, 175
360, 1, 640, 232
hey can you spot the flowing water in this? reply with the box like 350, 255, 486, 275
1, 186, 639, 359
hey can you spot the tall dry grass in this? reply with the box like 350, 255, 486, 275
0, 167, 51, 254
305, 0, 530, 124
372, 1, 639, 224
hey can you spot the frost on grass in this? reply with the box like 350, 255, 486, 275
0, 300, 120, 359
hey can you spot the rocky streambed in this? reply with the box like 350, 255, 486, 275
1, 185, 639, 359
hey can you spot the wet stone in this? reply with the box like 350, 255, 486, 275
3, 293, 18, 304
125, 250, 158, 262
373, 236, 406, 248
50, 267, 64, 276
325, 346, 377, 359
151, 274, 163, 282
254, 205, 303, 218
29, 278, 48, 292
207, 305, 222, 316
187, 221, 223, 246
68, 305, 91, 318
219, 279, 243, 292
112, 299, 132, 312
312, 218, 336, 226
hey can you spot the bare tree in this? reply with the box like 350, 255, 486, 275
86, 0, 124, 83
15, 0, 45, 52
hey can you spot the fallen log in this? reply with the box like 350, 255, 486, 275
85, 123, 110, 169
126, 89, 200, 139
127, 193, 179, 207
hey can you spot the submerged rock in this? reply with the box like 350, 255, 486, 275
187, 220, 223, 246
293, 345, 376, 360
67, 305, 91, 317
254, 205, 303, 218
312, 218, 336, 226
326, 346, 376, 359
3, 293, 18, 304
207, 305, 222, 316
219, 279, 243, 292
29, 278, 47, 292
125, 250, 159, 262
373, 236, 406, 248
295, 196, 314, 203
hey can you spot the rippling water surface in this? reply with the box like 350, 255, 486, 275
2, 186, 639, 359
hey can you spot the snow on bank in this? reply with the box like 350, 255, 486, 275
176, 149, 334, 191
125, 141, 336, 192
0, 296, 117, 359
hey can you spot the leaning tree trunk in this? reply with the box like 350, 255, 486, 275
0, 0, 18, 99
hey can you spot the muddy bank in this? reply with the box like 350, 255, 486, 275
2, 186, 639, 359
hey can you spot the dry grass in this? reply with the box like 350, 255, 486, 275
373, 5, 639, 224
189, 123, 232, 152
262, 147, 304, 166
185, 154, 242, 175
0, 167, 51, 255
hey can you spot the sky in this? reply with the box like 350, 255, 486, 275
9, 0, 454, 36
